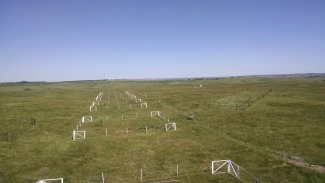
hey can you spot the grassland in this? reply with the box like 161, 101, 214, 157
0, 76, 324, 183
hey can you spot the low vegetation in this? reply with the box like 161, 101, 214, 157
0, 76, 324, 182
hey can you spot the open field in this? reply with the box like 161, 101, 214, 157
0, 76, 324, 182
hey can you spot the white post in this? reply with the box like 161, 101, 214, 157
73, 130, 76, 140
177, 164, 179, 178
140, 168, 143, 182
106, 128, 108, 136
237, 166, 240, 179
102, 172, 105, 183
145, 126, 148, 134
227, 160, 231, 173
211, 161, 214, 174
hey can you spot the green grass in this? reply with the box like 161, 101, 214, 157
0, 77, 324, 182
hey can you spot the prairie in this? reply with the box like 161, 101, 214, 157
0, 76, 324, 182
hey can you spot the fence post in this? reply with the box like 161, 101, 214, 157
102, 172, 105, 183
72, 130, 75, 141
106, 128, 108, 136
140, 168, 143, 182
145, 126, 148, 134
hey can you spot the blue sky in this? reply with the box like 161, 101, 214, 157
0, 0, 324, 82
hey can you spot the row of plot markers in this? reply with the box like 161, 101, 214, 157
89, 92, 103, 111
125, 91, 148, 108
125, 91, 177, 132
72, 92, 103, 140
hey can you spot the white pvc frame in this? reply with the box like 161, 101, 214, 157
72, 130, 86, 140
165, 122, 176, 131
36, 178, 64, 183
211, 160, 240, 179
95, 92, 103, 102
151, 111, 161, 117
141, 102, 148, 108
89, 105, 97, 112
135, 98, 142, 103
82, 116, 93, 123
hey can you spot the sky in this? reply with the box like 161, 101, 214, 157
0, 0, 324, 82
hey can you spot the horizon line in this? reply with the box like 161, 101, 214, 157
1, 72, 324, 83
